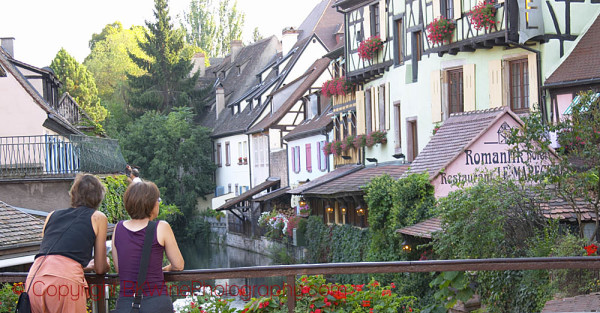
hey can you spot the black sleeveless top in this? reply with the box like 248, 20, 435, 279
36, 206, 97, 267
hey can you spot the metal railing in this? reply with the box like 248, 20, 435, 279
2, 256, 600, 313
0, 135, 127, 178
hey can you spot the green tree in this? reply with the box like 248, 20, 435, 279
84, 22, 147, 101
181, 0, 245, 57
50, 48, 108, 122
252, 27, 263, 43
120, 107, 216, 238
127, 0, 200, 114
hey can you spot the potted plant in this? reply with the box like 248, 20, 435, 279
358, 35, 384, 60
353, 134, 367, 149
322, 142, 333, 156
341, 135, 356, 152
243, 156, 248, 164
426, 16, 455, 45
321, 77, 353, 97
238, 157, 243, 165
469, 2, 498, 30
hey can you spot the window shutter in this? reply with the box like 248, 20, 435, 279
431, 70, 442, 122
356, 90, 366, 135
488, 59, 503, 108
316, 141, 321, 171
464, 64, 476, 112
372, 87, 378, 131
320, 140, 328, 171
528, 53, 538, 111
379, 85, 385, 131
453, 0, 462, 20
379, 0, 387, 39
433, 0, 441, 17
366, 89, 372, 133
306, 143, 312, 173
295, 146, 301, 173
363, 6, 371, 39
385, 82, 390, 130
291, 147, 296, 173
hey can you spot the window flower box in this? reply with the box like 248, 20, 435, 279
426, 16, 455, 45
322, 140, 343, 156
321, 77, 353, 97
358, 36, 383, 60
470, 2, 498, 31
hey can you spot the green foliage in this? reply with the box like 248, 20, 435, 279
305, 216, 331, 263
50, 48, 108, 122
127, 0, 201, 114
99, 175, 129, 223
0, 282, 20, 312
423, 271, 474, 313
364, 173, 435, 263
119, 108, 215, 238
252, 27, 263, 43
84, 22, 147, 101
331, 224, 370, 284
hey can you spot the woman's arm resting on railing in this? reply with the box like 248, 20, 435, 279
158, 221, 184, 271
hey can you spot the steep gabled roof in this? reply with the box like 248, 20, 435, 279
0, 49, 82, 135
545, 14, 600, 87
406, 108, 518, 180
288, 164, 363, 195
247, 57, 331, 134
298, 0, 344, 51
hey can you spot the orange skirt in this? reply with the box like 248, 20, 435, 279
25, 255, 88, 313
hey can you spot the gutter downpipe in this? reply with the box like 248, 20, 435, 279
247, 133, 253, 188
505, 39, 547, 123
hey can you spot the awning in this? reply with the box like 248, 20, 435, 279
396, 218, 442, 239
215, 178, 280, 211
253, 187, 290, 202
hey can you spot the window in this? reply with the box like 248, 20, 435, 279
378, 85, 386, 131
509, 58, 529, 112
394, 102, 401, 150
216, 143, 222, 167
291, 146, 301, 173
365, 89, 372, 133
317, 141, 328, 172
394, 19, 403, 65
407, 119, 419, 162
413, 31, 422, 62
306, 143, 312, 173
371, 3, 380, 37
228, 183, 232, 193
235, 183, 239, 196
448, 68, 464, 114
225, 141, 231, 166
442, 0, 454, 19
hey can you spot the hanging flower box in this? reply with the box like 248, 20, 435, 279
426, 16, 455, 45
322, 140, 343, 156
321, 77, 353, 97
469, 2, 498, 31
341, 135, 356, 152
358, 35, 383, 60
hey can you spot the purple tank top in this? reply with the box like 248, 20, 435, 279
114, 221, 168, 297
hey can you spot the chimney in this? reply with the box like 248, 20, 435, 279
191, 52, 206, 77
216, 85, 225, 120
281, 27, 300, 55
1, 37, 15, 58
230, 40, 243, 62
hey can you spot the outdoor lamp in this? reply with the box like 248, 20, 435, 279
326, 202, 334, 213
298, 197, 306, 207
402, 240, 412, 252
366, 157, 378, 166
392, 153, 405, 163
356, 205, 365, 216
341, 155, 352, 160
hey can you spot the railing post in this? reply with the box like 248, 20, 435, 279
286, 275, 296, 313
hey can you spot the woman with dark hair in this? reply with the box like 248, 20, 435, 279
26, 173, 110, 312
111, 180, 184, 312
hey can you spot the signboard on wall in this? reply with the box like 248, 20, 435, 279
518, 0, 545, 43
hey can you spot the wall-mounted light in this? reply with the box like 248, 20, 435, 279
298, 197, 307, 207
341, 155, 351, 160
392, 153, 406, 163
356, 205, 365, 216
402, 240, 412, 252
326, 202, 334, 213
366, 157, 378, 164
327, 207, 334, 213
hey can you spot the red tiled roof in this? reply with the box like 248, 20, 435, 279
215, 178, 280, 211
397, 218, 442, 239
253, 187, 291, 202
406, 108, 513, 179
0, 201, 44, 250
541, 197, 596, 222
545, 15, 600, 86
247, 58, 331, 134
288, 164, 363, 195
542, 292, 600, 312
303, 163, 409, 196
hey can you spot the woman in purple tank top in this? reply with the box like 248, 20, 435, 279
111, 181, 184, 313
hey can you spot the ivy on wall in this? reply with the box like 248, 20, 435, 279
99, 175, 129, 223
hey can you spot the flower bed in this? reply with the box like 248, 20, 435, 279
469, 2, 498, 30
358, 36, 383, 60
321, 77, 353, 97
426, 16, 455, 45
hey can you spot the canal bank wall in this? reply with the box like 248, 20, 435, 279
205, 217, 306, 261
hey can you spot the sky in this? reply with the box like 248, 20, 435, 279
0, 0, 323, 68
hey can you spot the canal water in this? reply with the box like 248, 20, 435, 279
179, 240, 285, 308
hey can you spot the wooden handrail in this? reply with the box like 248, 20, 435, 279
3, 257, 600, 312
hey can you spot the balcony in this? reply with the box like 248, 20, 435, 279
332, 92, 357, 112
428, 1, 517, 57
345, 38, 394, 83
0, 135, 126, 179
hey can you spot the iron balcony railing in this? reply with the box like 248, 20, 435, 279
0, 135, 127, 178
2, 256, 600, 313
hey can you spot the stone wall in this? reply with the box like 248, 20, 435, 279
225, 232, 306, 261
269, 149, 288, 187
